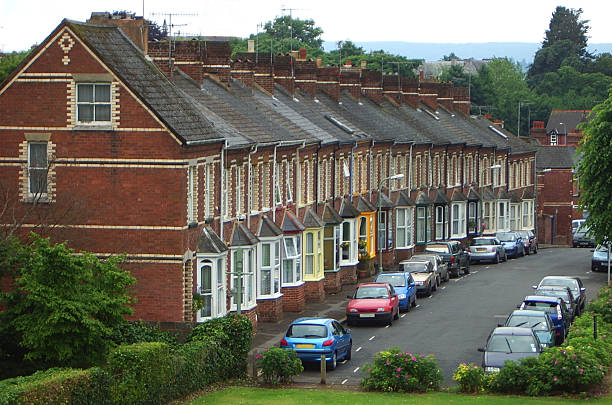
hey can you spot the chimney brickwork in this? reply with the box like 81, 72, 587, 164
317, 67, 340, 101
452, 87, 470, 115
274, 55, 295, 94
419, 81, 439, 111
361, 69, 383, 103
295, 60, 318, 97
339, 67, 361, 99
402, 77, 420, 108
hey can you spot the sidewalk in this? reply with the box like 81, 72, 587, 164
251, 276, 373, 352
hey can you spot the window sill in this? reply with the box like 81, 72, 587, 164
23, 196, 51, 204
73, 124, 114, 131
257, 293, 283, 301
340, 260, 359, 267
281, 281, 305, 288
230, 303, 257, 312
395, 245, 415, 250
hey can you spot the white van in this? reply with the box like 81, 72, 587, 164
572, 219, 586, 234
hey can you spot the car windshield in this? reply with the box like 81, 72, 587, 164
375, 274, 406, 287
517, 232, 529, 238
497, 233, 515, 242
535, 289, 570, 303
507, 315, 550, 331
402, 262, 428, 272
595, 244, 610, 252
355, 286, 389, 299
425, 244, 449, 253
523, 301, 557, 314
471, 239, 496, 246
540, 278, 578, 292
286, 324, 328, 338
487, 335, 537, 353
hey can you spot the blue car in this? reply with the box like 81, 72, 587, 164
280, 317, 352, 370
520, 296, 570, 345
496, 232, 525, 258
374, 272, 417, 311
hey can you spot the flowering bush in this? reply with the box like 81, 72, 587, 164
587, 285, 612, 323
452, 362, 488, 393
256, 347, 303, 385
360, 347, 442, 392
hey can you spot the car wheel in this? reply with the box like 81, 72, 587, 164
412, 296, 417, 307
503, 253, 508, 262
463, 261, 470, 274
533, 245, 538, 254
394, 307, 399, 320
445, 272, 450, 282
495, 253, 500, 264
426, 285, 432, 297
437, 275, 441, 287
432, 280, 437, 292
327, 351, 337, 370
345, 343, 352, 361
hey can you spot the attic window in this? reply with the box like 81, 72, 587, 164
324, 115, 354, 134
77, 83, 111, 123
488, 125, 508, 139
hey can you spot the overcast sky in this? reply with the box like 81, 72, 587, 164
1, 0, 611, 52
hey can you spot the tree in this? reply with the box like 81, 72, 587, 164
439, 64, 471, 88
0, 50, 31, 83
0, 234, 136, 373
263, 15, 324, 50
575, 90, 612, 244
528, 6, 592, 80
147, 19, 168, 41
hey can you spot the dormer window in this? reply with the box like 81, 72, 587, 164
77, 83, 111, 123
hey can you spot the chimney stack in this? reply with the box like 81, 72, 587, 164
87, 12, 148, 54
247, 40, 255, 52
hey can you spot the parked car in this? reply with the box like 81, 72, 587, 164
467, 237, 507, 264
502, 310, 556, 348
516, 230, 538, 255
424, 240, 470, 277
374, 272, 417, 312
572, 219, 586, 234
519, 295, 570, 345
399, 260, 436, 296
534, 286, 577, 321
573, 227, 595, 248
496, 232, 525, 258
534, 276, 586, 314
592, 244, 611, 272
408, 253, 450, 284
346, 282, 400, 326
478, 326, 543, 373
280, 317, 352, 370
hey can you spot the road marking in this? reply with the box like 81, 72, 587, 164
441, 286, 446, 290
401, 314, 406, 318
353, 367, 360, 373
369, 336, 375, 341
385, 325, 390, 328
415, 304, 421, 308
342, 379, 348, 385
472, 270, 479, 274
494, 315, 507, 318
485, 266, 490, 269
356, 347, 362, 352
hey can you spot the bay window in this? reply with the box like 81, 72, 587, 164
230, 248, 256, 310
451, 202, 466, 238
416, 206, 427, 243
340, 219, 358, 265
396, 207, 413, 248
196, 256, 227, 321
324, 225, 341, 272
258, 239, 281, 297
497, 200, 509, 231
282, 235, 301, 285
522, 200, 533, 229
468, 201, 478, 234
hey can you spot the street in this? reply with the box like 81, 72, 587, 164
294, 247, 606, 386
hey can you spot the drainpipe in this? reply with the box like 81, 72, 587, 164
247, 143, 259, 228
408, 144, 413, 190
272, 143, 278, 222
349, 141, 358, 201
369, 140, 375, 200
219, 139, 228, 243
296, 140, 307, 218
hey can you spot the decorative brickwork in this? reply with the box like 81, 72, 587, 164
183, 259, 193, 321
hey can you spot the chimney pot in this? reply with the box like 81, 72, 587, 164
299, 48, 307, 60
316, 58, 322, 68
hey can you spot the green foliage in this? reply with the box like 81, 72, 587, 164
360, 348, 443, 392
107, 342, 174, 405
255, 347, 303, 385
0, 367, 111, 405
110, 320, 178, 347
586, 285, 612, 324
452, 362, 489, 393
171, 340, 223, 397
439, 64, 471, 88
0, 50, 31, 84
576, 91, 612, 245
186, 313, 253, 377
0, 234, 136, 371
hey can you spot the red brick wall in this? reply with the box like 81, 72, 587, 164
281, 284, 306, 312
256, 297, 283, 322
304, 279, 325, 302
340, 264, 357, 285
324, 270, 342, 293
537, 169, 574, 245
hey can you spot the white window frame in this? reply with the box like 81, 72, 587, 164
305, 232, 315, 276
416, 206, 427, 243
224, 168, 229, 218
76, 83, 111, 124
196, 255, 227, 321
28, 142, 48, 198
275, 162, 282, 206
340, 219, 358, 266
324, 224, 340, 272
550, 133, 558, 145
187, 164, 196, 223
522, 200, 533, 229
258, 238, 281, 297
282, 235, 302, 286
396, 207, 413, 248
435, 206, 445, 240
451, 202, 466, 238
510, 203, 518, 230
236, 165, 243, 215
468, 201, 478, 234
377, 211, 387, 250
204, 163, 212, 218
230, 247, 256, 310
497, 200, 509, 231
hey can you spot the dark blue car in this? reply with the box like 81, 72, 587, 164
520, 296, 570, 345
280, 317, 352, 370
496, 232, 525, 258
374, 272, 417, 311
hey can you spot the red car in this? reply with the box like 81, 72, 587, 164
346, 282, 400, 326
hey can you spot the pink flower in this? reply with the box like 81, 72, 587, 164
420, 354, 425, 358
255, 354, 263, 359
579, 368, 584, 374
554, 360, 558, 365
411, 356, 417, 362
386, 360, 390, 365
553, 377, 558, 382
405, 375, 410, 379
397, 367, 402, 372
395, 374, 400, 378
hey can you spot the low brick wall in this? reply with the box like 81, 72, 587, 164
340, 264, 357, 285
324, 270, 342, 293
281, 283, 306, 312
304, 279, 325, 302
256, 296, 283, 323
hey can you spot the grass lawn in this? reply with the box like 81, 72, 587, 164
185, 386, 610, 404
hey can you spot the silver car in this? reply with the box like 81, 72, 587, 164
410, 253, 450, 283
468, 237, 507, 264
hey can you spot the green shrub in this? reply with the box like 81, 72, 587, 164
0, 367, 111, 405
171, 339, 228, 397
187, 314, 253, 378
360, 348, 443, 392
587, 285, 612, 323
255, 347, 303, 385
110, 320, 178, 347
107, 342, 174, 405
452, 362, 488, 393
569, 311, 612, 344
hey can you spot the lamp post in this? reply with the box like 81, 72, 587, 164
378, 174, 404, 273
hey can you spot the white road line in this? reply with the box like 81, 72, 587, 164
353, 367, 360, 373
342, 379, 348, 384
401, 313, 406, 318
494, 315, 508, 318
415, 304, 421, 308
369, 336, 375, 341
441, 286, 446, 290
356, 347, 362, 352
485, 266, 490, 269
385, 325, 390, 328
473, 270, 479, 274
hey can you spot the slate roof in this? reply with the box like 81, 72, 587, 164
434, 189, 451, 204
395, 190, 416, 206
415, 191, 433, 205
322, 204, 343, 225
339, 198, 361, 218
355, 195, 376, 212
497, 189, 511, 200
451, 189, 468, 202
230, 222, 259, 246
257, 216, 282, 238
467, 188, 481, 201
535, 146, 578, 169
481, 187, 497, 201
197, 226, 228, 254
66, 20, 222, 144
302, 208, 325, 228
282, 211, 306, 233
376, 192, 395, 209
461, 114, 536, 155
546, 110, 591, 134
522, 188, 535, 199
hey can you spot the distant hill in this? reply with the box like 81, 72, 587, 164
323, 41, 612, 67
